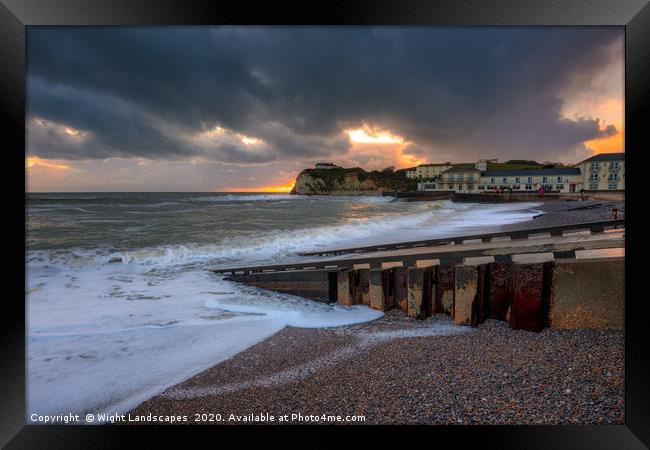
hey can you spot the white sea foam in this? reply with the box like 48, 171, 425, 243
116, 202, 182, 208
26, 197, 541, 421
29, 201, 541, 269
26, 267, 383, 419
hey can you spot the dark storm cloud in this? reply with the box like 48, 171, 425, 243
27, 27, 622, 164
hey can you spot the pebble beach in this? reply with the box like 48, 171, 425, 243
129, 312, 624, 425
127, 198, 625, 425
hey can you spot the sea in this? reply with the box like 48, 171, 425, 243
26, 192, 542, 419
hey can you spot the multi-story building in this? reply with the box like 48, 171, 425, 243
437, 167, 483, 191
478, 168, 583, 193
406, 163, 453, 179
415, 153, 624, 193
418, 167, 583, 193
574, 153, 625, 191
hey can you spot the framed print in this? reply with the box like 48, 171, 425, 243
2, 0, 649, 447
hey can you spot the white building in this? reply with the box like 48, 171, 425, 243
418, 167, 584, 193
314, 162, 341, 170
405, 163, 453, 179
574, 153, 625, 191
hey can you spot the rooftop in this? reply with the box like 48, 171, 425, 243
442, 167, 482, 173
483, 168, 581, 177
576, 153, 625, 165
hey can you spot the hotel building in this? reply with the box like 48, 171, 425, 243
406, 163, 453, 179
574, 153, 625, 191
417, 153, 624, 193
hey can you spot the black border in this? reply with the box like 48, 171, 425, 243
2, 0, 649, 447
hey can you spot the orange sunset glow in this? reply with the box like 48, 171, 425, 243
344, 126, 426, 170
25, 28, 624, 192
347, 126, 405, 145
223, 180, 296, 193
585, 128, 624, 155
26, 156, 70, 171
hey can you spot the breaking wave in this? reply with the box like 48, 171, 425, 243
27, 200, 540, 269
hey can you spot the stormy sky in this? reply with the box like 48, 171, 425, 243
26, 27, 624, 192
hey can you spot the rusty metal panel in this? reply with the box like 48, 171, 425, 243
453, 265, 478, 326
422, 267, 435, 318
486, 262, 515, 322
382, 268, 395, 309
337, 270, 352, 306
407, 267, 425, 319
435, 264, 455, 315
355, 269, 370, 306
512, 263, 545, 331
369, 269, 385, 311
394, 266, 408, 312
475, 264, 489, 325
350, 269, 370, 306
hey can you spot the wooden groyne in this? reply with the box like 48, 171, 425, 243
210, 220, 624, 331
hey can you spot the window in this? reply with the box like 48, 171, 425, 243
527, 177, 532, 183
589, 182, 598, 190
502, 177, 507, 183
542, 176, 548, 183
589, 173, 598, 182
556, 184, 564, 190
515, 177, 520, 184
608, 173, 619, 181
477, 185, 485, 190
467, 184, 474, 191
590, 162, 600, 171
610, 162, 620, 171
525, 184, 532, 190
557, 176, 562, 182
608, 182, 618, 190
448, 175, 455, 182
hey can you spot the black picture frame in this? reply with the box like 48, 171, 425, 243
2, 0, 649, 447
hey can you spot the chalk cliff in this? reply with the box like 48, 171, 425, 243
290, 167, 416, 195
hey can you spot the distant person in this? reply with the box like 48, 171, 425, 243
538, 186, 545, 196
580, 188, 585, 201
